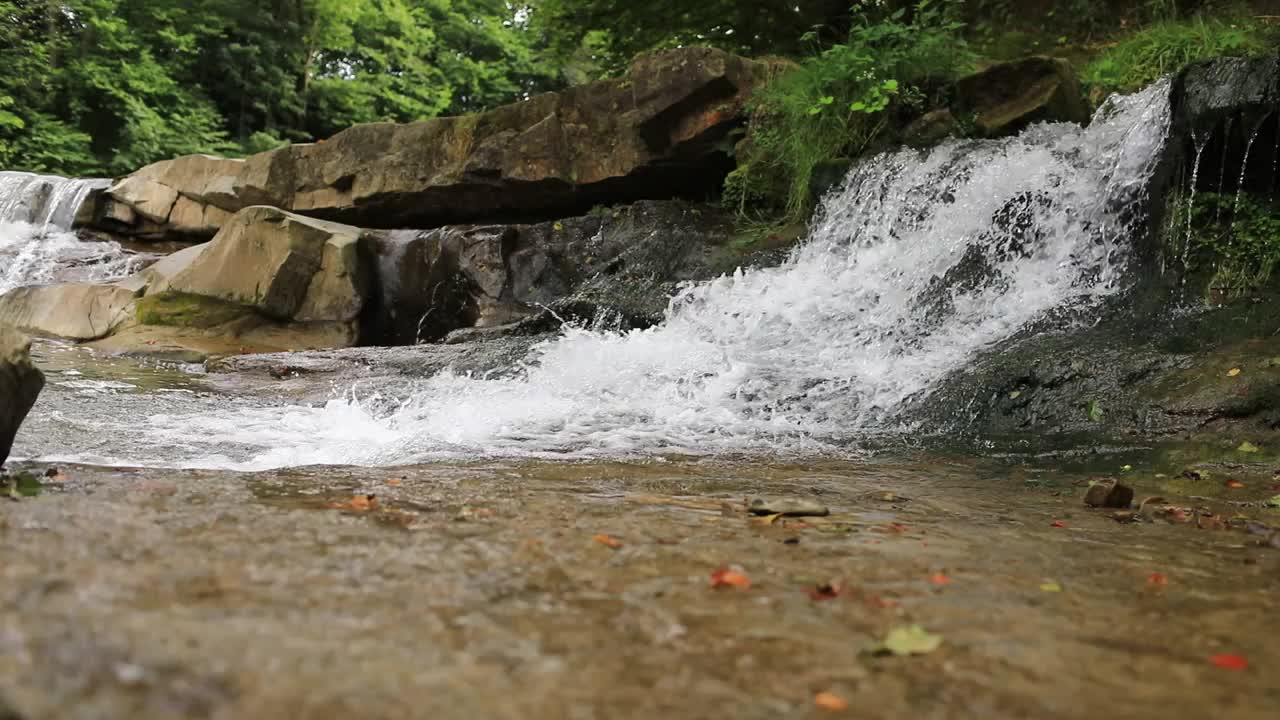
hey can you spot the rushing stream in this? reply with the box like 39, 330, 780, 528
10, 82, 1174, 469
0, 172, 143, 295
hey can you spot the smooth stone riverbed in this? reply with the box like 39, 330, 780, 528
2, 453, 1277, 719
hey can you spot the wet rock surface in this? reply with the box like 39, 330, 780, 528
1, 455, 1276, 719
912, 287, 1280, 445
0, 325, 43, 465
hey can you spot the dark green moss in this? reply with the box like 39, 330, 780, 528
135, 292, 253, 329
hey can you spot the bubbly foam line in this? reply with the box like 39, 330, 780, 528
21, 81, 1174, 470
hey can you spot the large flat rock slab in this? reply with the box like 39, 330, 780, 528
94, 47, 766, 239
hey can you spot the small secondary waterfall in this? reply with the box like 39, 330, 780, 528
90, 79, 1176, 470
0, 172, 141, 295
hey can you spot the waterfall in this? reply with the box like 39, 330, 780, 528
0, 172, 142, 295
59, 80, 1175, 469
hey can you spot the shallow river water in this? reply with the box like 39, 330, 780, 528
4, 344, 1279, 720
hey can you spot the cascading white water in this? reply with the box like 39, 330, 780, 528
36, 81, 1175, 469
0, 171, 143, 295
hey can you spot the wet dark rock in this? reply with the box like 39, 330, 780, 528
904, 109, 958, 148
360, 200, 791, 346
910, 287, 1280, 446
1084, 479, 1135, 509
953, 57, 1089, 137
0, 324, 44, 467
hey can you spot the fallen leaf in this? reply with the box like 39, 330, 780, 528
328, 494, 378, 512
387, 478, 402, 487
1147, 572, 1168, 587
1051, 521, 1067, 528
1121, 464, 1133, 472
1009, 390, 1021, 400
887, 522, 907, 533
1210, 654, 1249, 671
929, 573, 951, 586
1226, 480, 1245, 489
868, 596, 899, 609
1268, 495, 1280, 508
710, 568, 751, 590
1227, 368, 1242, 377
1039, 581, 1063, 593
814, 692, 849, 712
1237, 441, 1260, 453
878, 625, 944, 656
594, 533, 623, 550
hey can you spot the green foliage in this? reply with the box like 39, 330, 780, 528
0, 0, 557, 175
1083, 14, 1269, 95
1178, 192, 1280, 302
727, 1, 974, 220
532, 0, 860, 80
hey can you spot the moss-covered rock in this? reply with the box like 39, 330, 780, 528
135, 292, 254, 329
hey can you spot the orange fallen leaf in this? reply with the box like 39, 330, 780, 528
1210, 654, 1249, 671
710, 567, 751, 590
1225, 480, 1244, 489
387, 478, 402, 487
929, 573, 951, 586
814, 692, 849, 712
594, 533, 623, 550
1147, 572, 1168, 587
1050, 521, 1067, 528
328, 494, 378, 512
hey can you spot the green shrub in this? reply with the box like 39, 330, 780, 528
1176, 192, 1280, 302
726, 0, 975, 221
1083, 15, 1268, 96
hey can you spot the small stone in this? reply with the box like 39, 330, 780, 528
1083, 479, 1134, 509
748, 497, 830, 518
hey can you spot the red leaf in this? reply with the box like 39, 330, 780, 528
1051, 521, 1067, 528
929, 573, 951, 586
710, 568, 751, 590
887, 522, 907, 533
1210, 654, 1249, 671
1147, 572, 1168, 587
1225, 480, 1245, 489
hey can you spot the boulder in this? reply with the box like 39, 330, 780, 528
0, 283, 137, 341
361, 200, 791, 345
93, 47, 766, 239
954, 57, 1089, 137
0, 324, 44, 466
1171, 56, 1280, 200
166, 206, 367, 324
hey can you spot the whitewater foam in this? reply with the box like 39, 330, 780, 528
22, 81, 1175, 469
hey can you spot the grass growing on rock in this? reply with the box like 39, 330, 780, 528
1175, 192, 1280, 303
1083, 14, 1271, 96
725, 3, 975, 222
136, 292, 253, 329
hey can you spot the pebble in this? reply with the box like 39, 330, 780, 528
748, 497, 830, 517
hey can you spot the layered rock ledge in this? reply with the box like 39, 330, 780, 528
88, 47, 767, 240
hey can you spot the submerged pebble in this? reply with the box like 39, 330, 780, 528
748, 497, 830, 517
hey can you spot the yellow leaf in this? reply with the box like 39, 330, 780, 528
879, 625, 944, 656
1238, 441, 1260, 454
1227, 368, 1242, 377
1040, 581, 1062, 593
